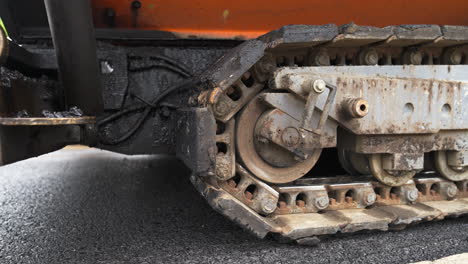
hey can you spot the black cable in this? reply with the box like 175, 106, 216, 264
148, 55, 192, 76
97, 104, 146, 125
128, 64, 191, 78
97, 54, 195, 145
128, 55, 192, 76
97, 54, 194, 145
98, 77, 195, 145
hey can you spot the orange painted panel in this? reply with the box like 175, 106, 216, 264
91, 0, 468, 39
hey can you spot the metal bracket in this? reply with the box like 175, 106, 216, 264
301, 80, 337, 135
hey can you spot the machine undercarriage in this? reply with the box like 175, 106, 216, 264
183, 24, 468, 243
1, 18, 468, 244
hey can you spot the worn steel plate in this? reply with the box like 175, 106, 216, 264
0, 117, 96, 126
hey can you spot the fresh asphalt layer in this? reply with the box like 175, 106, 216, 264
0, 147, 467, 264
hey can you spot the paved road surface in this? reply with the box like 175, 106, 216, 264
0, 147, 467, 263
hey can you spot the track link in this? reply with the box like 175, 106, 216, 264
193, 173, 468, 244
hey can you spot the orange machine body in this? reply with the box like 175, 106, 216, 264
92, 0, 468, 39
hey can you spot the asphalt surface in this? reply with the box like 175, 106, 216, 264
0, 147, 467, 264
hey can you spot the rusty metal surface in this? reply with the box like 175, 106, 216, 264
214, 119, 235, 180
254, 108, 334, 161
271, 65, 468, 135
199, 25, 468, 101
435, 151, 468, 181
190, 173, 278, 238
175, 108, 217, 178
247, 65, 468, 185
211, 73, 266, 122
235, 95, 322, 184
368, 153, 417, 186
340, 131, 468, 154
0, 116, 95, 126
197, 25, 468, 188
193, 172, 468, 241
415, 177, 459, 201
274, 185, 329, 214
185, 24, 468, 243
220, 164, 279, 215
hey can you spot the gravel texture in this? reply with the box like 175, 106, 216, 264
0, 147, 467, 264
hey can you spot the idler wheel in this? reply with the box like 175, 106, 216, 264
236, 95, 321, 184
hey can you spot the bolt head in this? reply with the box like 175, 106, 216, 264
446, 185, 458, 198
215, 101, 229, 115
315, 196, 329, 210
313, 79, 326, 94
406, 189, 419, 202
262, 199, 277, 214
215, 163, 230, 180
365, 193, 377, 205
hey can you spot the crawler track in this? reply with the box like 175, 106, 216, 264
191, 24, 468, 243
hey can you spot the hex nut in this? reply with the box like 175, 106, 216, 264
315, 196, 329, 210
312, 79, 326, 94
215, 158, 232, 180
262, 199, 278, 214
215, 101, 229, 115
406, 189, 419, 202
445, 185, 458, 199
365, 193, 377, 205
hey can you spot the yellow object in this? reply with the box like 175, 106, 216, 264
0, 18, 8, 37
